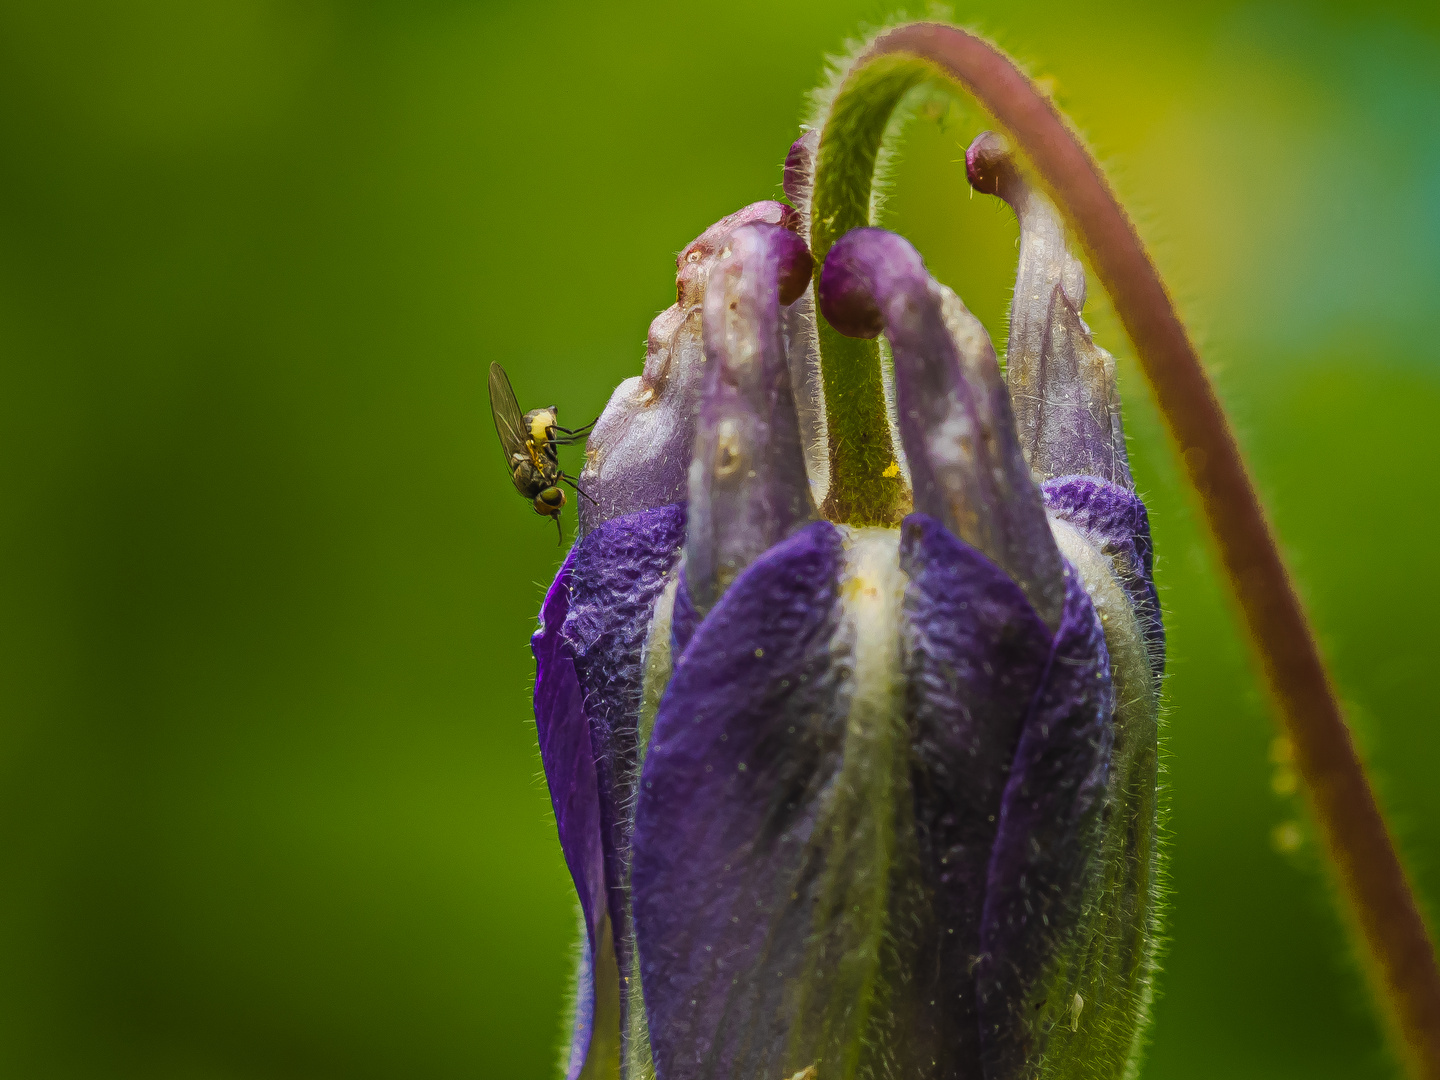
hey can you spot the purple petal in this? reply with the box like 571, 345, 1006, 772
532, 553, 611, 1078
818, 227, 1065, 628
579, 202, 799, 535
686, 223, 816, 614
966, 131, 1132, 488
631, 521, 848, 1079
977, 566, 1115, 1076
1043, 475, 1164, 682
892, 513, 1056, 1075
562, 502, 688, 1042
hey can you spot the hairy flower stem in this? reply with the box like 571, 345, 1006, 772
811, 21, 1440, 1077
808, 55, 926, 524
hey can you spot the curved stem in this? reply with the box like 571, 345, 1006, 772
813, 20, 1440, 1077
809, 57, 924, 524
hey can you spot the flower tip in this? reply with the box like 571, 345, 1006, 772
677, 200, 798, 266
965, 130, 1018, 199
716, 223, 813, 305
675, 200, 799, 304
817, 227, 925, 339
783, 130, 819, 206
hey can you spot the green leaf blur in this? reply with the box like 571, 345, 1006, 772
1, 2, 1436, 1078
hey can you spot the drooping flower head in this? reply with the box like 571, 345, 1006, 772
530, 26, 1163, 1080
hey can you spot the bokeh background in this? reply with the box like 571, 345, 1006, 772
2, 0, 1438, 1077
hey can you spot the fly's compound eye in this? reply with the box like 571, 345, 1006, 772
534, 487, 565, 514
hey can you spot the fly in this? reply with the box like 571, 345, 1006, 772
488, 361, 595, 543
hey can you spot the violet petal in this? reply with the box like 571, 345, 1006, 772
977, 567, 1115, 1078
634, 512, 1114, 1080
670, 566, 700, 659
1043, 475, 1164, 682
532, 552, 617, 1078
891, 513, 1056, 1075
1031, 290, 1132, 487
631, 521, 849, 1079
1036, 484, 1164, 1080
780, 282, 829, 503
562, 502, 688, 1049
779, 131, 830, 500
783, 130, 818, 213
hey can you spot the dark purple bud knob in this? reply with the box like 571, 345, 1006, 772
964, 129, 1019, 199
817, 226, 923, 338
774, 230, 814, 305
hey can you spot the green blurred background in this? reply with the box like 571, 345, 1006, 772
2, 0, 1437, 1076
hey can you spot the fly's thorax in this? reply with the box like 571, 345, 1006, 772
525, 407, 560, 458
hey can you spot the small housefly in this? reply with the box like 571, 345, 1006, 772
487, 361, 594, 543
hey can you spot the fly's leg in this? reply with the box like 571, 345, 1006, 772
548, 417, 596, 443
560, 473, 597, 505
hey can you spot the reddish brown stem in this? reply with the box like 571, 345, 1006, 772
856, 21, 1440, 1077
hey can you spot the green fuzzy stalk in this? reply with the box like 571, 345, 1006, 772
808, 53, 931, 525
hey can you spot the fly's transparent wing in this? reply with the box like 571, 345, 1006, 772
488, 362, 530, 466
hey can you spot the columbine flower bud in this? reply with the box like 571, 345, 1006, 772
531, 122, 1161, 1080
